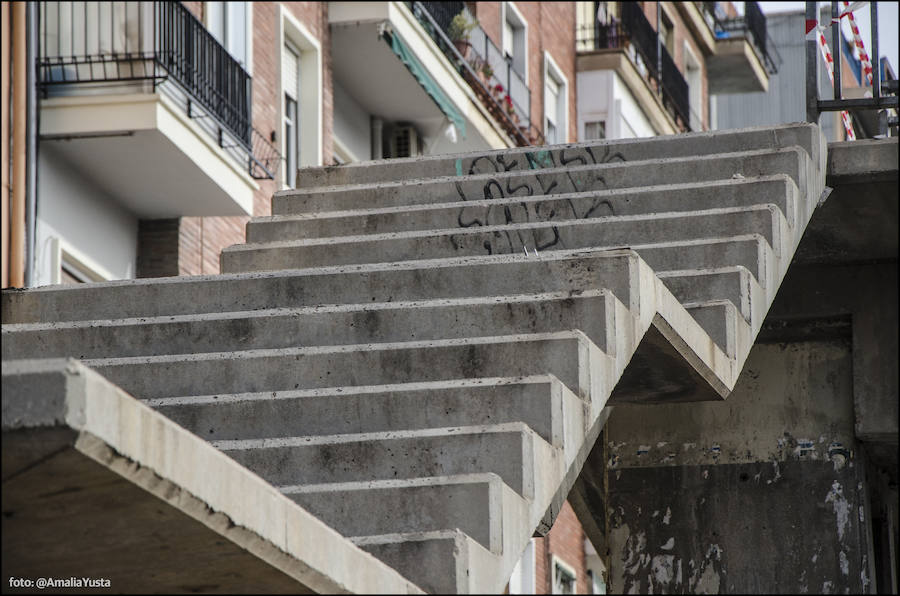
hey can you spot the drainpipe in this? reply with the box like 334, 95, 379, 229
24, 1, 37, 288
2, 2, 10, 287
9, 2, 26, 288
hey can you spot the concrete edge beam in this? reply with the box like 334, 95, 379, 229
0, 358, 425, 595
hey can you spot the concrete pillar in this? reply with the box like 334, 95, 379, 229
605, 335, 873, 593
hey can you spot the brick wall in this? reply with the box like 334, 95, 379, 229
533, 501, 591, 593
472, 2, 578, 143
157, 1, 331, 277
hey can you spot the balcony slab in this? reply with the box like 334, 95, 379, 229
39, 90, 256, 218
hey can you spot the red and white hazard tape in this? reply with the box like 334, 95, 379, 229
817, 30, 857, 139
841, 1, 874, 85
807, 10, 858, 140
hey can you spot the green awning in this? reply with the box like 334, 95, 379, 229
383, 29, 467, 139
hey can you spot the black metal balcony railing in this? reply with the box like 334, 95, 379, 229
410, 2, 544, 147
576, 2, 691, 131
38, 1, 280, 180
704, 1, 781, 75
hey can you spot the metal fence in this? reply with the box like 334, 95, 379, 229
38, 1, 280, 179
576, 2, 691, 131
409, 2, 544, 146
805, 1, 898, 134
713, 1, 781, 75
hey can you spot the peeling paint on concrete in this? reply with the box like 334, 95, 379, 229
693, 561, 722, 594
651, 554, 675, 586
825, 481, 850, 541
608, 461, 869, 594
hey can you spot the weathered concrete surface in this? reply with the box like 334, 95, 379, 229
605, 339, 868, 594
291, 122, 823, 189
589, 137, 897, 595
608, 460, 870, 594
273, 148, 812, 215
793, 138, 898, 266
222, 205, 790, 273
1, 359, 424, 594
1, 123, 833, 593
248, 177, 797, 242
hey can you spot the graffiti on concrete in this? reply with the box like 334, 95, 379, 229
452, 146, 628, 255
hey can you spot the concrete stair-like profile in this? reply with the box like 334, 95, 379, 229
2, 123, 828, 593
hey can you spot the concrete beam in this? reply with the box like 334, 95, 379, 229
1, 359, 424, 594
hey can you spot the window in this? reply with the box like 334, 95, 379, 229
502, 2, 528, 81
207, 2, 250, 69
279, 6, 323, 184
50, 237, 108, 285
660, 9, 675, 56
552, 557, 577, 594
584, 120, 606, 140
543, 52, 569, 145
683, 41, 703, 131
283, 41, 300, 187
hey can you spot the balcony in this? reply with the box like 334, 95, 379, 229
702, 1, 780, 94
37, 1, 281, 218
576, 2, 690, 133
410, 2, 544, 146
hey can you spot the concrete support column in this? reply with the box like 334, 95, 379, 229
605, 337, 873, 593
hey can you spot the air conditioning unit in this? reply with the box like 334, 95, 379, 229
389, 125, 421, 158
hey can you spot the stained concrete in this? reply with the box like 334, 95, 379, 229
1, 123, 834, 593
589, 138, 897, 594
1, 359, 425, 595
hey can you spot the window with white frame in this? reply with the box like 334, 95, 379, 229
207, 1, 250, 69
502, 2, 528, 81
584, 120, 606, 140
50, 237, 107, 285
552, 556, 578, 594
279, 8, 323, 186
683, 41, 703, 131
544, 52, 568, 145
283, 41, 301, 187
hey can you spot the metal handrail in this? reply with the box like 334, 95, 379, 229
713, 1, 781, 74
409, 2, 544, 146
38, 1, 280, 179
575, 10, 691, 132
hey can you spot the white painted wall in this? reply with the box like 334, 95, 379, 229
34, 146, 138, 286
333, 79, 372, 162
611, 72, 656, 139
576, 70, 656, 140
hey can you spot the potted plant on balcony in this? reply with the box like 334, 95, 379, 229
448, 11, 478, 60
503, 94, 519, 124
480, 61, 494, 85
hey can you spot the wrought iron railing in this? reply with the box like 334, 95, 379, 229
708, 1, 781, 75
410, 2, 544, 146
576, 2, 691, 132
38, 1, 280, 180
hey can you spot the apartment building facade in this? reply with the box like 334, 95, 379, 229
2, 2, 781, 593
0, 1, 585, 290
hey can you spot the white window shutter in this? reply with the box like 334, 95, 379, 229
283, 44, 299, 100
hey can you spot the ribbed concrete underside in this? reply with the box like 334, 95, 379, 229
2, 123, 828, 593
